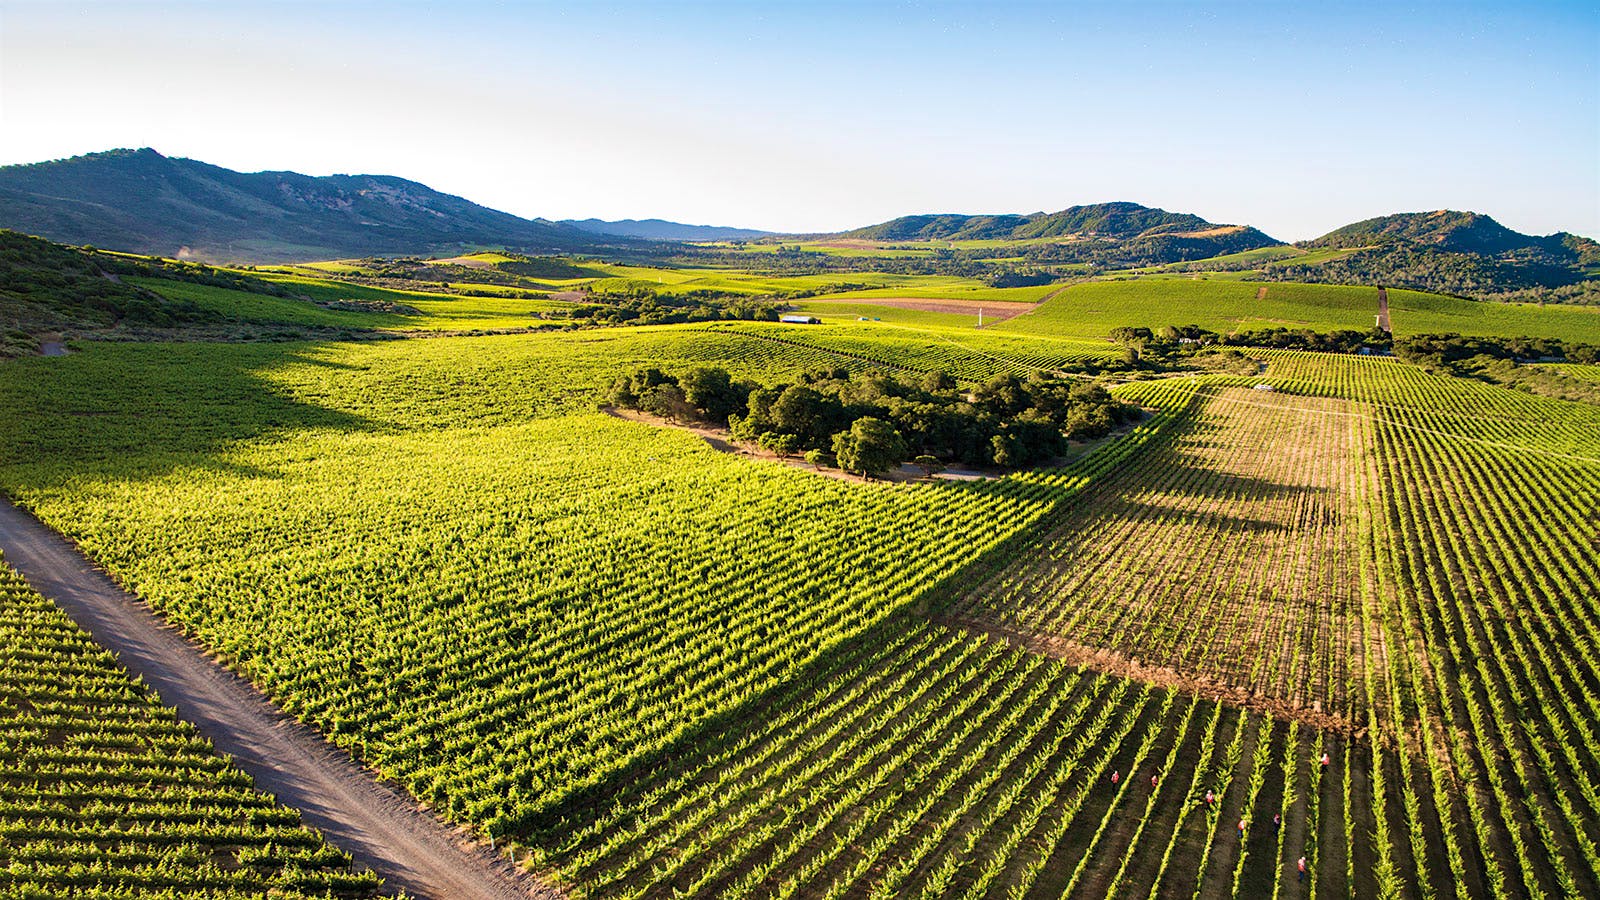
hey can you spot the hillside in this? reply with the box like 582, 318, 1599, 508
1266, 210, 1600, 298
0, 149, 616, 264
836, 202, 1282, 265
562, 218, 772, 242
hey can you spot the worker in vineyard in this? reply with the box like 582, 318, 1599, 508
1320, 752, 1330, 767
1111, 770, 1119, 786
1151, 773, 1159, 788
1205, 789, 1216, 808
1298, 856, 1308, 883
1238, 816, 1247, 840
1272, 812, 1281, 835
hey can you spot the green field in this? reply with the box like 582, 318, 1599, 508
7, 232, 1600, 899
4, 314, 1598, 898
0, 554, 381, 899
991, 276, 1600, 342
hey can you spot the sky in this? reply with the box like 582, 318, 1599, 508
1, 1, 1596, 240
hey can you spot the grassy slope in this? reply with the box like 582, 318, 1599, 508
135, 275, 573, 332
0, 330, 1060, 840
1385, 287, 1600, 341
995, 276, 1600, 342
996, 278, 1383, 339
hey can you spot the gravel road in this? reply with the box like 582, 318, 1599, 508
0, 497, 559, 900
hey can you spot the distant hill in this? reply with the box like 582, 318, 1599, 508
1307, 210, 1598, 259
836, 202, 1282, 266
562, 218, 772, 242
1272, 211, 1600, 298
841, 203, 1261, 241
0, 149, 615, 264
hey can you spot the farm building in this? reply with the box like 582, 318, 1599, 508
780, 315, 821, 325
1252, 383, 1276, 392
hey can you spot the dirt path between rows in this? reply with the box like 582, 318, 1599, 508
0, 497, 559, 900
935, 613, 1362, 740
1376, 288, 1391, 333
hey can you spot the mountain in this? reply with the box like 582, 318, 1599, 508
837, 202, 1281, 266
0, 149, 615, 264
562, 218, 772, 242
840, 202, 1263, 242
1278, 211, 1600, 298
1306, 210, 1598, 260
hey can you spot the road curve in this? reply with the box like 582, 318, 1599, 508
0, 497, 558, 900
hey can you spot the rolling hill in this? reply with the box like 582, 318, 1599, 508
1265, 210, 1600, 297
0, 148, 615, 264
834, 202, 1282, 266
562, 218, 772, 242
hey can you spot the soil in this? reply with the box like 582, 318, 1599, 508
1256, 286, 1269, 300
935, 613, 1361, 738
1376, 288, 1392, 333
809, 297, 1037, 321
0, 497, 559, 900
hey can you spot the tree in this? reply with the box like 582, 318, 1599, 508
921, 370, 957, 393
639, 383, 690, 421
804, 449, 833, 469
990, 432, 1021, 468
913, 454, 945, 477
759, 431, 802, 458
679, 366, 746, 424
832, 417, 906, 479
772, 384, 838, 447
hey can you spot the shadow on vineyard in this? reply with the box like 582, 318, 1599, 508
0, 343, 381, 486
512, 413, 1189, 849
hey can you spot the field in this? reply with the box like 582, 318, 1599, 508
4, 267, 1600, 898
0, 554, 381, 898
950, 382, 1366, 714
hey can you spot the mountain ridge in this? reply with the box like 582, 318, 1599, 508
562, 218, 772, 242
0, 148, 615, 264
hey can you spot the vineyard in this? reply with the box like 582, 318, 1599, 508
949, 382, 1366, 715
0, 554, 381, 898
2, 320, 1598, 898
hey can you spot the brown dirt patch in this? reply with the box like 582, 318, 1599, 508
1256, 286, 1269, 300
936, 612, 1362, 738
427, 255, 496, 269
1172, 225, 1246, 238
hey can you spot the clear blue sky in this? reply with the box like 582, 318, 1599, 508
2, 1, 1595, 239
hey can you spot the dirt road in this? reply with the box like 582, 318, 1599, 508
1376, 288, 1391, 333
0, 497, 558, 900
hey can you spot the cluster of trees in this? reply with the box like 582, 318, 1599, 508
610, 365, 1137, 476
1252, 246, 1596, 300
1394, 333, 1599, 368
1109, 324, 1391, 363
573, 285, 783, 326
